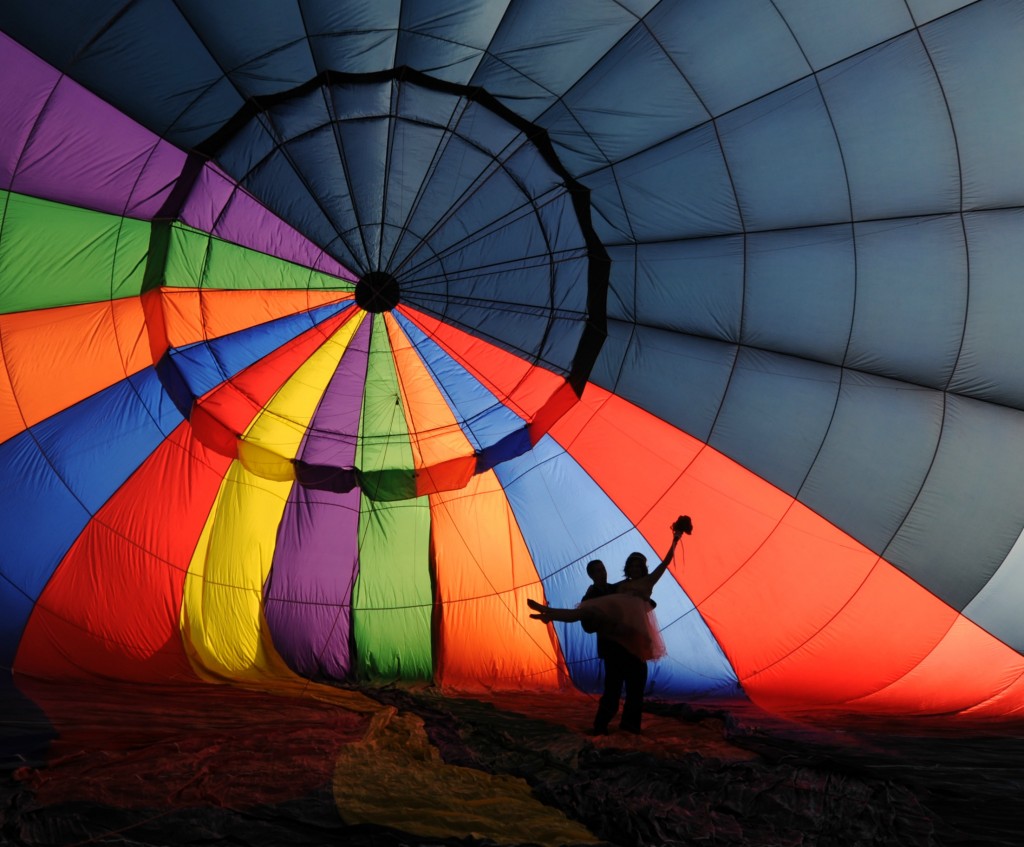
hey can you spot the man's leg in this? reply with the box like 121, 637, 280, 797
592, 648, 627, 733
619, 653, 649, 733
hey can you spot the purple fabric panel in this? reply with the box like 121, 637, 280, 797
180, 164, 357, 281
264, 317, 370, 678
0, 34, 185, 217
0, 33, 57, 189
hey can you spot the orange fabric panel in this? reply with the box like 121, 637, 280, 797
398, 307, 564, 420
0, 299, 150, 441
158, 288, 352, 351
737, 557, 959, 710
963, 664, 1024, 717
848, 614, 1024, 715
431, 471, 566, 691
15, 423, 230, 681
385, 312, 476, 473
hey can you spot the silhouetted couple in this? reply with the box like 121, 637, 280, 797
529, 516, 692, 735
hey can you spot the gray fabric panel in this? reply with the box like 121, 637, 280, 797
539, 22, 708, 168
605, 237, 744, 343
744, 225, 855, 366
592, 320, 737, 443
923, 0, 1024, 209
846, 215, 967, 389
584, 124, 742, 242
772, 0, 914, 70
798, 370, 945, 555
818, 33, 960, 220
718, 75, 850, 231
643, 0, 809, 115
709, 349, 841, 496
950, 210, 1024, 409
885, 394, 1024, 610
964, 526, 1024, 652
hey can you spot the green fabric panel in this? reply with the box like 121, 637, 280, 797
352, 315, 433, 681
0, 191, 149, 313
164, 224, 354, 292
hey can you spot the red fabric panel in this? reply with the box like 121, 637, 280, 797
191, 308, 354, 449
15, 424, 226, 681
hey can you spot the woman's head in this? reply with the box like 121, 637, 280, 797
624, 552, 648, 579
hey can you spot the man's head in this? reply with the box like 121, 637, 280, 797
624, 552, 648, 579
586, 559, 607, 585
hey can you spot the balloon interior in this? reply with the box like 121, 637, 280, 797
2, 3, 1024, 845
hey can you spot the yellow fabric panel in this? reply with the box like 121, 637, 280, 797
333, 710, 600, 845
431, 472, 566, 691
384, 312, 476, 472
180, 314, 365, 680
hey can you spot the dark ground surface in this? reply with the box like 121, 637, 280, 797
2, 679, 1023, 846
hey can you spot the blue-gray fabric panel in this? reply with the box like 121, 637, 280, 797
772, 0, 914, 70
797, 370, 945, 555
965, 527, 1024, 652
846, 215, 967, 389
923, 1, 1024, 209
950, 210, 1024, 409
884, 395, 1024, 611
470, 0, 641, 121
709, 349, 841, 496
818, 33, 960, 220
643, 0, 809, 115
606, 238, 744, 344
583, 124, 742, 243
591, 321, 736, 444
717, 75, 849, 231
537, 22, 708, 170
743, 225, 855, 366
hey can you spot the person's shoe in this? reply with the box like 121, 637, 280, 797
619, 724, 642, 735
584, 727, 608, 736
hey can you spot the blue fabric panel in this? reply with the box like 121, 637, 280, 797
379, 118, 446, 268
395, 0, 509, 85
233, 147, 359, 268
591, 321, 737, 444
0, 430, 91, 668
709, 349, 841, 497
798, 371, 945, 555
337, 114, 395, 269
0, 368, 184, 666
470, 0, 641, 121
283, 128, 368, 270
608, 237, 744, 343
302, 2, 400, 74
176, 3, 316, 96
494, 435, 740, 697
266, 87, 335, 143
772, 0, 913, 70
885, 394, 1024, 611
951, 210, 1024, 408
0, 1, 243, 147
907, 0, 978, 24
539, 22, 708, 169
644, 0, 809, 115
718, 76, 849, 231
392, 311, 526, 450
923, 0, 1024, 209
584, 123, 742, 242
744, 225, 855, 366
819, 34, 959, 220
848, 215, 967, 389
170, 303, 349, 399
